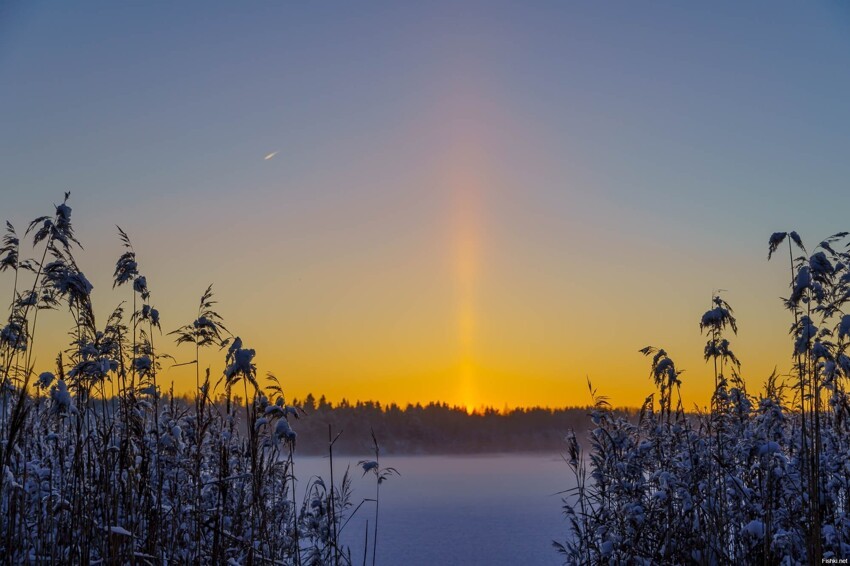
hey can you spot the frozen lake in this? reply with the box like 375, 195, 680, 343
295, 453, 572, 565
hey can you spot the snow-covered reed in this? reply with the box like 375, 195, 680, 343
558, 231, 850, 564
0, 195, 362, 564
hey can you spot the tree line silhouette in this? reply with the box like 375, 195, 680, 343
281, 394, 638, 455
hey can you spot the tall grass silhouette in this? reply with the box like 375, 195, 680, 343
559, 231, 850, 564
0, 195, 388, 564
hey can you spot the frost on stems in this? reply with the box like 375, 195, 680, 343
26, 192, 81, 253
560, 231, 850, 564
169, 285, 228, 350
0, 196, 363, 564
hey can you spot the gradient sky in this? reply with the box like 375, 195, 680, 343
2, 1, 850, 410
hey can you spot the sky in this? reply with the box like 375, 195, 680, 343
2, 1, 850, 410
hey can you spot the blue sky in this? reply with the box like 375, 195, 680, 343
2, 1, 850, 407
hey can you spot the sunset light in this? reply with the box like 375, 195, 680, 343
3, 2, 850, 563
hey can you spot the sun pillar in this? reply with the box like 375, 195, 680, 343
449, 156, 483, 411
